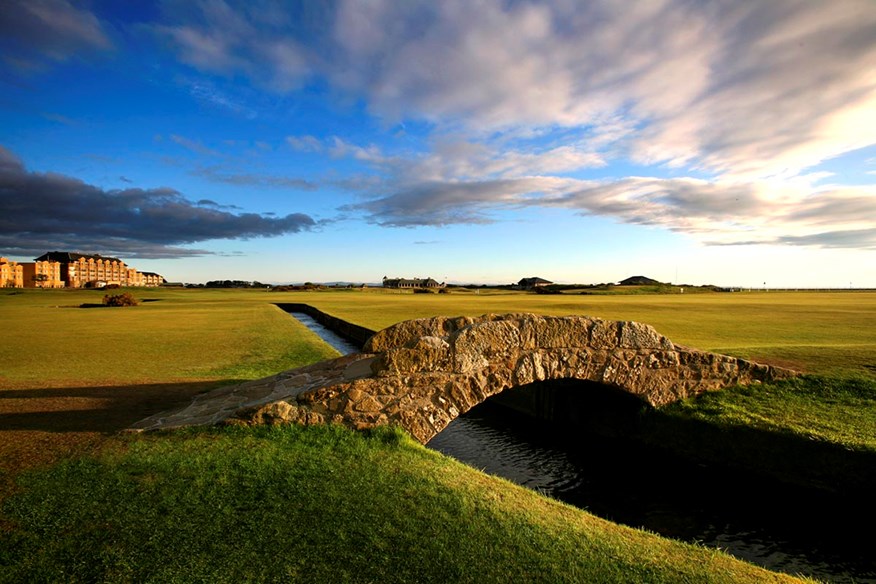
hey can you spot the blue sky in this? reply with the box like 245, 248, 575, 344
1, 0, 875, 287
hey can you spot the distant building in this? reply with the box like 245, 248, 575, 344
517, 276, 553, 289
0, 257, 23, 288
27, 251, 164, 288
34, 252, 128, 288
140, 271, 165, 287
21, 260, 64, 288
382, 276, 444, 289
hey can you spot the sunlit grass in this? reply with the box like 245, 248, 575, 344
0, 288, 339, 389
0, 424, 808, 584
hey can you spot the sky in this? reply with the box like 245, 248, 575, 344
1, 0, 875, 287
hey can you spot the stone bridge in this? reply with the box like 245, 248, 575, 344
131, 313, 797, 443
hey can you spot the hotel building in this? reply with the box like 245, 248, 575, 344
0, 257, 24, 288
0, 251, 165, 288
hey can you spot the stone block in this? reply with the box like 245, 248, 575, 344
589, 320, 620, 349
618, 321, 673, 350
452, 320, 522, 373
535, 316, 593, 348
373, 336, 452, 375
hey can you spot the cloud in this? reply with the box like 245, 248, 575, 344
286, 134, 323, 152
343, 175, 577, 227
169, 134, 221, 157
0, 145, 317, 259
152, 0, 876, 181
0, 0, 112, 67
332, 0, 876, 179
194, 166, 318, 191
152, 0, 322, 91
340, 149, 876, 250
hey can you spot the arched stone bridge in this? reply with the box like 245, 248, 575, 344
131, 313, 797, 443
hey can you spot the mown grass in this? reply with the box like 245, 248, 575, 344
637, 375, 876, 494
0, 424, 806, 584
286, 288, 876, 377
0, 288, 339, 389
666, 375, 876, 451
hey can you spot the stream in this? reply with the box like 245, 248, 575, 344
287, 310, 875, 583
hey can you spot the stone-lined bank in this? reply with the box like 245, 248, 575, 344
131, 313, 796, 443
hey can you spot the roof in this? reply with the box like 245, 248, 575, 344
518, 277, 553, 285
35, 251, 124, 264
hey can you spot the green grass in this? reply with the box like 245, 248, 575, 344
636, 375, 876, 493
666, 375, 876, 451
280, 287, 876, 377
0, 424, 806, 584
0, 288, 340, 389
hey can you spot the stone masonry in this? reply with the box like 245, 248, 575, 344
131, 313, 797, 444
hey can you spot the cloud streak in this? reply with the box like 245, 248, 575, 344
194, 166, 318, 191
153, 0, 876, 180
0, 0, 112, 67
0, 145, 316, 258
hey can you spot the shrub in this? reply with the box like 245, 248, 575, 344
103, 292, 138, 307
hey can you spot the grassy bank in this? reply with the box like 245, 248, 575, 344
0, 424, 806, 584
637, 375, 876, 495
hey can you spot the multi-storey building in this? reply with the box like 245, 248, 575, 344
140, 271, 165, 287
21, 260, 64, 288
1, 251, 165, 288
0, 257, 24, 288
35, 252, 129, 288
28, 251, 164, 288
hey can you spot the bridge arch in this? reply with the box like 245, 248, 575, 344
133, 314, 796, 443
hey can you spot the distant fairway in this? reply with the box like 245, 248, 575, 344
288, 288, 876, 377
2, 287, 874, 388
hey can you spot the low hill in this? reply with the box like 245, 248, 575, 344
619, 275, 663, 286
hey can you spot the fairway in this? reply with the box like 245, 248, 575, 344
3, 287, 875, 389
286, 288, 876, 377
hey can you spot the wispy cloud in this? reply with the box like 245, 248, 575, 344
0, 0, 112, 68
286, 134, 323, 153
194, 166, 318, 191
169, 134, 221, 157
0, 145, 317, 258
152, 0, 876, 182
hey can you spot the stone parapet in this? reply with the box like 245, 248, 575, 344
131, 313, 797, 443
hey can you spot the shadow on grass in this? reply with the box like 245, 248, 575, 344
0, 380, 240, 434
637, 411, 876, 500
0, 380, 242, 494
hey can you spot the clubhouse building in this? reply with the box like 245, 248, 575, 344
1, 251, 164, 289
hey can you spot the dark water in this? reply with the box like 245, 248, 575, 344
428, 402, 875, 583
285, 311, 875, 582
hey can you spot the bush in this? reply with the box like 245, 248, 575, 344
103, 292, 138, 307
104, 283, 121, 290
